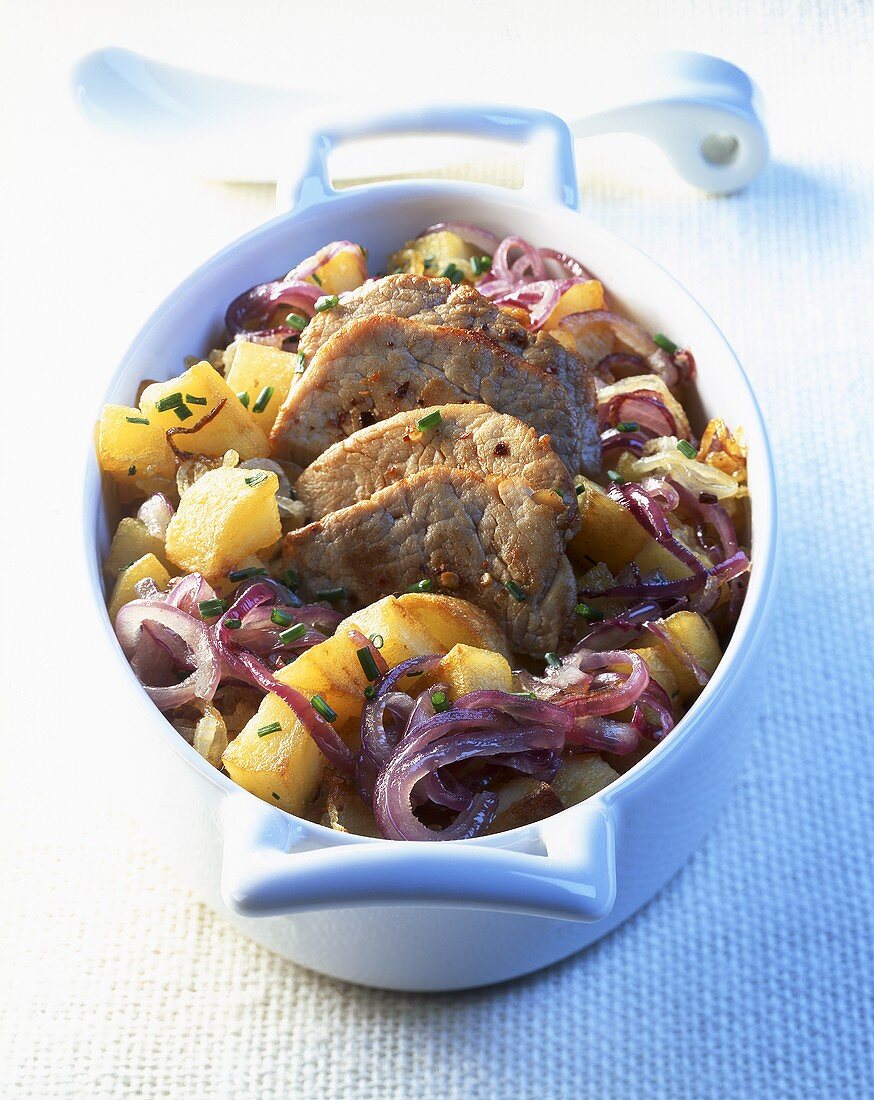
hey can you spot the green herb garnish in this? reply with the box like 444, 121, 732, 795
416, 409, 442, 432
545, 652, 561, 668
125, 416, 150, 425
575, 602, 605, 621
311, 272, 322, 286
285, 313, 307, 331
575, 483, 586, 496
311, 694, 337, 722
406, 579, 434, 593
128, 464, 136, 476
369, 633, 384, 649
441, 262, 465, 284
244, 472, 268, 487
363, 684, 377, 700
224, 618, 242, 630
257, 722, 282, 738
504, 580, 527, 602
186, 394, 207, 406
470, 255, 492, 276
357, 646, 380, 681
607, 470, 625, 485
653, 333, 679, 354
252, 386, 274, 414
616, 421, 639, 433
155, 392, 184, 412
173, 404, 194, 421
431, 690, 449, 713
677, 439, 697, 459
316, 586, 346, 603
199, 598, 228, 618
237, 391, 250, 407
279, 623, 307, 645
228, 566, 267, 581
295, 352, 306, 373
283, 569, 300, 590
271, 792, 281, 800
271, 608, 294, 627
314, 295, 339, 313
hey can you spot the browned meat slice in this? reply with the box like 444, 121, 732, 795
270, 316, 594, 474
298, 274, 600, 474
294, 403, 579, 534
282, 467, 576, 656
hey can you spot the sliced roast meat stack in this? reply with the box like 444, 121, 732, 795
282, 467, 577, 656
294, 402, 579, 534
270, 315, 594, 473
296, 274, 600, 474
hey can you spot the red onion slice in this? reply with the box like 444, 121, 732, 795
418, 222, 500, 254
115, 601, 220, 711
559, 311, 680, 385
225, 278, 323, 339
286, 240, 366, 282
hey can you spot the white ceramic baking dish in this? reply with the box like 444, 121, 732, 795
83, 104, 778, 992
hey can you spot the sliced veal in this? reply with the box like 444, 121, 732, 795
282, 466, 576, 656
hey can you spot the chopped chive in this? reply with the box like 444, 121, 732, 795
272, 791, 281, 800
311, 693, 337, 722
311, 272, 322, 286
314, 295, 339, 313
173, 404, 194, 421
128, 464, 137, 476
285, 313, 307, 331
155, 392, 184, 412
369, 633, 384, 649
653, 333, 679, 355
186, 394, 208, 406
279, 622, 307, 645
257, 722, 282, 738
224, 618, 242, 630
316, 586, 346, 603
552, 489, 566, 505
237, 391, 250, 407
357, 646, 380, 681
416, 409, 442, 432
363, 684, 377, 700
470, 255, 492, 276
575, 601, 605, 621
423, 255, 435, 268
271, 608, 294, 627
283, 568, 300, 590
615, 421, 639, 433
441, 262, 464, 284
199, 598, 228, 618
252, 386, 274, 414
244, 472, 269, 487
295, 351, 306, 373
504, 580, 527, 602
545, 652, 562, 668
431, 690, 449, 713
575, 483, 586, 496
677, 439, 697, 459
228, 566, 267, 581
607, 470, 625, 484
406, 578, 434, 593
125, 415, 150, 425
360, 245, 368, 259
512, 691, 537, 700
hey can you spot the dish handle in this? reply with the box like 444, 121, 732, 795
278, 104, 580, 212
219, 791, 616, 923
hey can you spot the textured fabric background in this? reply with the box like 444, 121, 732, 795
2, 2, 872, 1098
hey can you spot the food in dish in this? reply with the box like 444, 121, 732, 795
96, 225, 750, 840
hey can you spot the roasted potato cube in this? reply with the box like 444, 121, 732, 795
164, 466, 280, 577
310, 246, 368, 294
388, 230, 476, 280
551, 320, 615, 369
105, 517, 170, 578
97, 404, 177, 484
224, 342, 299, 433
139, 361, 269, 460
426, 643, 512, 697
631, 644, 682, 706
638, 611, 721, 702
569, 477, 706, 580
551, 754, 620, 808
321, 769, 381, 837
543, 280, 606, 331
222, 693, 327, 815
107, 553, 170, 621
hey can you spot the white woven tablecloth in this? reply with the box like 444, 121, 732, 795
2, 2, 872, 1097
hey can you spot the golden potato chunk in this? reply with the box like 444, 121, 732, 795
107, 553, 171, 621
139, 361, 269, 461
425, 644, 512, 697
551, 754, 620, 808
97, 404, 177, 484
543, 280, 606, 331
105, 517, 170, 579
309, 246, 368, 294
164, 466, 280, 577
638, 610, 722, 702
224, 342, 300, 434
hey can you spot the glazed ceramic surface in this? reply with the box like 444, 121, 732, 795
83, 104, 777, 991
